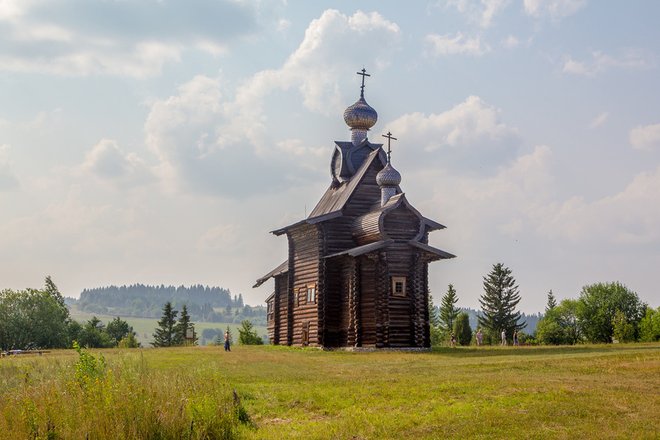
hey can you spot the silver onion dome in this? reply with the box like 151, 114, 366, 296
343, 96, 378, 130
376, 161, 402, 187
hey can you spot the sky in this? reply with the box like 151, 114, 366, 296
1, 0, 659, 313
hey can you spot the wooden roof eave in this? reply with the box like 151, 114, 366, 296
270, 211, 343, 236
253, 259, 289, 288
408, 241, 456, 260
324, 239, 394, 259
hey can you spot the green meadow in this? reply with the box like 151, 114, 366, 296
1, 343, 658, 439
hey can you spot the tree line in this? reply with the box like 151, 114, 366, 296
430, 263, 660, 346
76, 283, 246, 320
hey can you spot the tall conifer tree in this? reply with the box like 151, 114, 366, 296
152, 302, 178, 347
546, 290, 557, 314
439, 284, 459, 332
478, 263, 525, 339
175, 304, 196, 345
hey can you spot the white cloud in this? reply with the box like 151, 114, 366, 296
0, 0, 258, 77
235, 9, 401, 117
443, 0, 510, 28
630, 123, 660, 151
0, 143, 19, 190
562, 50, 653, 76
143, 10, 402, 197
81, 139, 152, 186
589, 112, 609, 129
425, 32, 489, 56
387, 96, 519, 172
523, 0, 587, 20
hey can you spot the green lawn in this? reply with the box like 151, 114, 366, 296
69, 308, 267, 346
1, 343, 658, 439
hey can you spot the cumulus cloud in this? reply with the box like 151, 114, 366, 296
81, 139, 152, 186
629, 123, 660, 151
144, 10, 402, 197
443, 0, 510, 28
234, 9, 401, 117
0, 144, 19, 190
425, 32, 489, 56
523, 0, 587, 19
387, 96, 520, 173
0, 0, 258, 77
562, 50, 653, 76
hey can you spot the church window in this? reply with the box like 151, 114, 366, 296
391, 276, 407, 297
306, 284, 317, 303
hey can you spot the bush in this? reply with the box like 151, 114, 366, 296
454, 312, 472, 346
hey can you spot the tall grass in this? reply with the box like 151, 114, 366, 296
1, 343, 658, 439
0, 347, 246, 439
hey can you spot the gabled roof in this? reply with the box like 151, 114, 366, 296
253, 259, 288, 288
271, 147, 386, 236
309, 147, 385, 219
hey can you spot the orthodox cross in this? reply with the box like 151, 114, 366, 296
357, 68, 370, 97
382, 131, 397, 162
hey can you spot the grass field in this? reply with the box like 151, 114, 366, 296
69, 308, 267, 346
1, 343, 659, 439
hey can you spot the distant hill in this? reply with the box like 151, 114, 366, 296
75, 284, 265, 324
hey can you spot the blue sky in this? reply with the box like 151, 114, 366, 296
1, 0, 659, 312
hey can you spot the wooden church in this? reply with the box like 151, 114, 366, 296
254, 70, 455, 349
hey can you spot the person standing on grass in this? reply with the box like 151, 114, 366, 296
501, 329, 507, 346
476, 329, 483, 346
513, 330, 519, 346
450, 332, 456, 348
224, 330, 231, 352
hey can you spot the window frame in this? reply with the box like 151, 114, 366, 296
306, 284, 317, 304
391, 276, 407, 297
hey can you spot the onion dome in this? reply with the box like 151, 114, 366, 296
376, 161, 402, 187
343, 96, 378, 131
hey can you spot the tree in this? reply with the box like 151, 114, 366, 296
44, 275, 67, 312
454, 312, 472, 346
545, 290, 557, 314
0, 288, 70, 350
152, 302, 178, 347
537, 299, 581, 345
439, 284, 459, 333
428, 294, 442, 346
612, 310, 635, 343
106, 317, 134, 346
577, 282, 646, 343
639, 307, 660, 342
78, 316, 114, 348
238, 320, 263, 345
175, 305, 197, 346
478, 263, 525, 343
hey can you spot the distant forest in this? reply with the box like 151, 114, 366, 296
446, 307, 542, 333
76, 284, 265, 324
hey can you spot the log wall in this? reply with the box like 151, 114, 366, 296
289, 224, 320, 346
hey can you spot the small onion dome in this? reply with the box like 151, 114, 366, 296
376, 161, 401, 187
343, 96, 378, 130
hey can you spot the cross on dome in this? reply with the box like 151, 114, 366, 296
382, 131, 397, 162
357, 68, 370, 98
